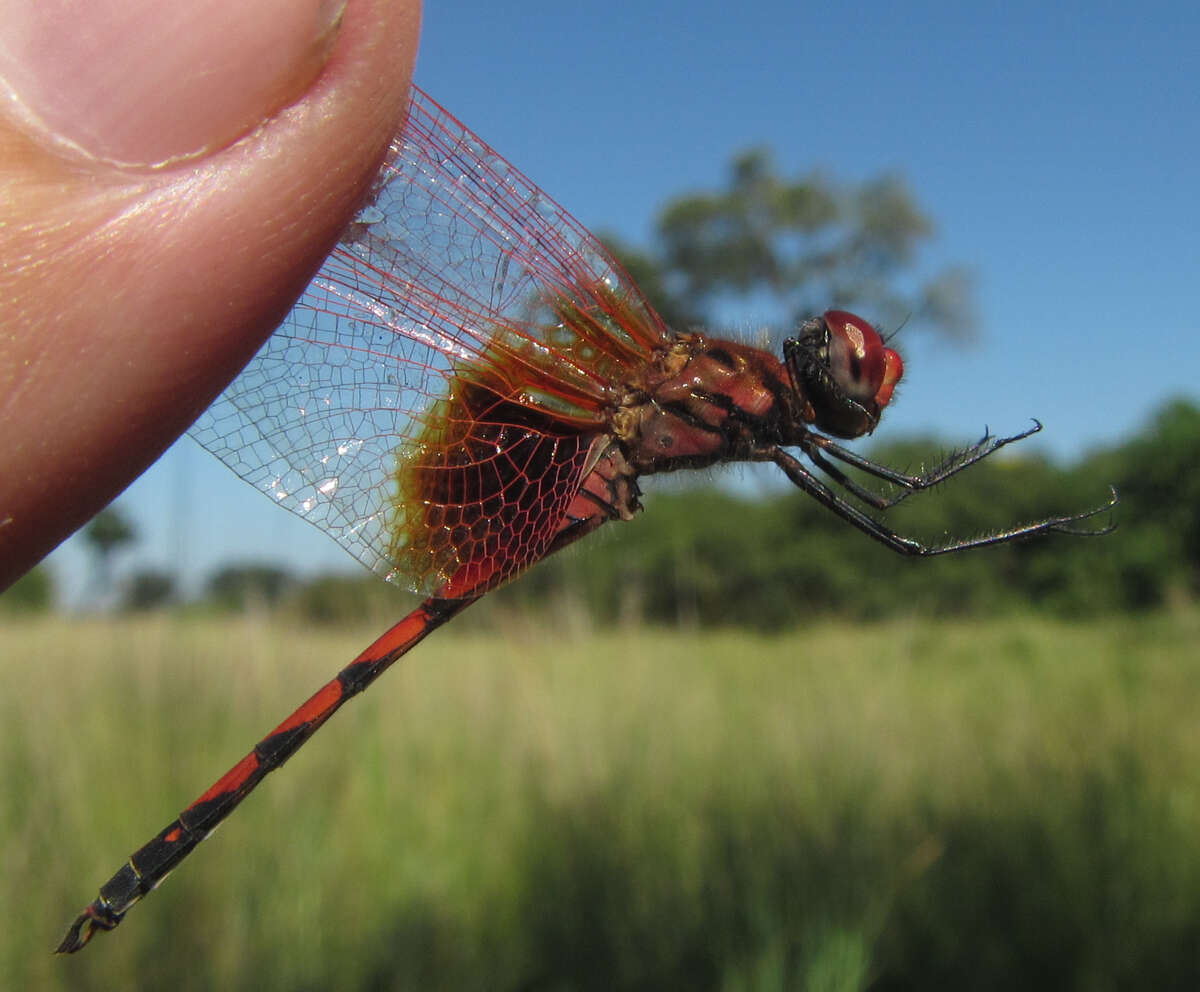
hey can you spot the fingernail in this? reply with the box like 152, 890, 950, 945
0, 0, 346, 167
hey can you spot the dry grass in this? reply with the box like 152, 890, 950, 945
4, 607, 1199, 989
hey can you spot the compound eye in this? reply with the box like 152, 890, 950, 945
822, 310, 903, 409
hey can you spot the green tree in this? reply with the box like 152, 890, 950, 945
290, 573, 411, 625
82, 505, 137, 596
606, 150, 973, 341
0, 564, 54, 613
206, 563, 295, 613
123, 569, 177, 611
1086, 397, 1200, 604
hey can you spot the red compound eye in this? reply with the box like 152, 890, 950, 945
822, 310, 903, 410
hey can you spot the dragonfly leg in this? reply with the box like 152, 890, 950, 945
801, 421, 1046, 510
769, 447, 1117, 556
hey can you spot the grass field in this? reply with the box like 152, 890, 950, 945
3, 607, 1199, 990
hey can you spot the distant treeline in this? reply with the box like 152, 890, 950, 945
498, 397, 1196, 627
4, 398, 1195, 625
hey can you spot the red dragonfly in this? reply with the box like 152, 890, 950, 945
58, 87, 1114, 952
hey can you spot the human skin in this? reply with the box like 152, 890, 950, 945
0, 0, 421, 590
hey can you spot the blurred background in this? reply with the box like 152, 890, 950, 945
6, 2, 1200, 989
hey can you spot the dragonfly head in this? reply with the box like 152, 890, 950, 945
783, 310, 903, 439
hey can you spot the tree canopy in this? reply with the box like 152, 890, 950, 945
604, 149, 973, 341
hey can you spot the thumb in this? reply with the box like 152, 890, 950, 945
0, 0, 422, 588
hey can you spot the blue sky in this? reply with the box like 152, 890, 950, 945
46, 1, 1200, 603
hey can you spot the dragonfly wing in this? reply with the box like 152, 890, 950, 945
190, 88, 670, 592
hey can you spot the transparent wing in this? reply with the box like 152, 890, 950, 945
190, 88, 670, 589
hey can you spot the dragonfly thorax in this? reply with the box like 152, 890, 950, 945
608, 333, 797, 476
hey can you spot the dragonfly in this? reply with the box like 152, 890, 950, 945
57, 86, 1115, 953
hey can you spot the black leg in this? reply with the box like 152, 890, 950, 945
769, 447, 1117, 557
801, 421, 1045, 510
